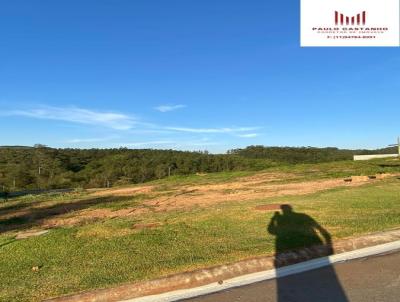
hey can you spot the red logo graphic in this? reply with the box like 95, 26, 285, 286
335, 11, 366, 26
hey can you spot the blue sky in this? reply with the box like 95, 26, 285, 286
1, 0, 399, 153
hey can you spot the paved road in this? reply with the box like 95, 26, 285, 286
183, 251, 400, 302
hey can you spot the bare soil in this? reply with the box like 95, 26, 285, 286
4, 173, 396, 230
89, 186, 154, 197
15, 229, 49, 239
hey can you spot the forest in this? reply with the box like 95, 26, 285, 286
0, 144, 396, 191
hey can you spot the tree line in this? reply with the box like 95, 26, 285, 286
228, 145, 398, 164
0, 144, 396, 191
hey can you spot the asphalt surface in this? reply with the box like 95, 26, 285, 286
183, 250, 400, 302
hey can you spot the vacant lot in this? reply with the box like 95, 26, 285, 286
1, 160, 400, 301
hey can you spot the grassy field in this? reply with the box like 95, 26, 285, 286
1, 159, 400, 301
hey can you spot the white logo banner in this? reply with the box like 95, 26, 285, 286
301, 0, 400, 47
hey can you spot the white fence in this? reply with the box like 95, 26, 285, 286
353, 154, 399, 161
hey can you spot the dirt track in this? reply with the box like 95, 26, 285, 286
35, 173, 394, 228
141, 177, 377, 211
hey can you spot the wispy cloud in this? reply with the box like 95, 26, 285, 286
2, 104, 263, 152
178, 141, 221, 147
118, 139, 221, 150
237, 133, 259, 138
66, 136, 118, 143
164, 126, 260, 134
4, 106, 137, 130
120, 140, 176, 147
154, 104, 186, 113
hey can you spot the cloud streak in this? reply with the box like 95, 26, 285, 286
66, 136, 119, 143
2, 104, 263, 152
164, 126, 260, 134
119, 140, 176, 147
237, 133, 259, 138
4, 106, 136, 130
154, 104, 186, 112
118, 139, 221, 150
2, 105, 260, 134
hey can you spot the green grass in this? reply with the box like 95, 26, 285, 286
1, 158, 400, 301
148, 170, 257, 190
149, 158, 400, 188
89, 194, 149, 211
0, 190, 90, 214
1, 175, 400, 301
267, 159, 400, 180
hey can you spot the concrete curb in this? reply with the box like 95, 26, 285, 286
125, 240, 400, 302
45, 228, 400, 302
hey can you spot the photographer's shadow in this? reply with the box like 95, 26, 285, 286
267, 205, 348, 302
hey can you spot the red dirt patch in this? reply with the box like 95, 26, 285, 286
89, 186, 154, 197
44, 173, 397, 228
15, 229, 49, 239
350, 176, 370, 182
42, 207, 143, 228
6, 173, 397, 230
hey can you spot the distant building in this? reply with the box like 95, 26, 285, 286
354, 154, 399, 161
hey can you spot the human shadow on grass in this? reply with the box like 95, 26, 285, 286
268, 205, 348, 302
0, 195, 134, 234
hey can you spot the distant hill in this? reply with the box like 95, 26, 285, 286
0, 145, 33, 149
228, 145, 398, 164
0, 145, 397, 191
